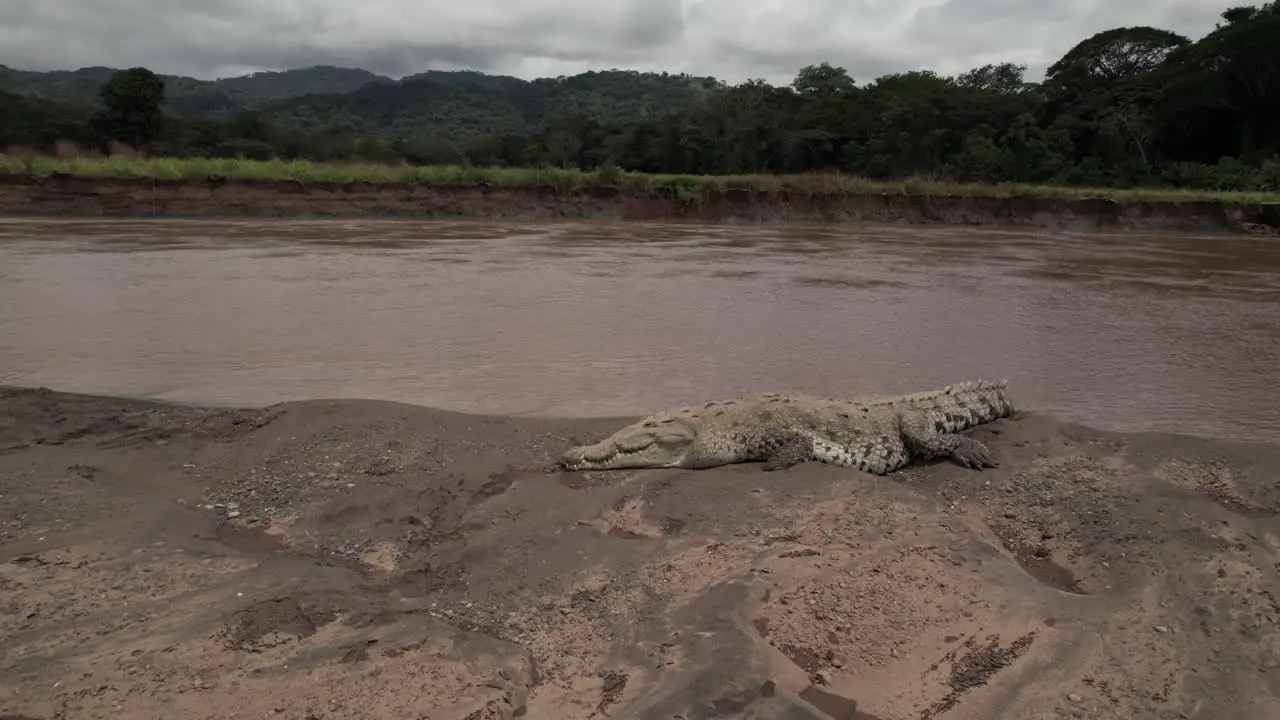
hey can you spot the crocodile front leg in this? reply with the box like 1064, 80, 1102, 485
759, 430, 815, 471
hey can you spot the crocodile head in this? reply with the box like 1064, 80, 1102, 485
559, 416, 704, 470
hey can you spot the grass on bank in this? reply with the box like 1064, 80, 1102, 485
1, 153, 1277, 205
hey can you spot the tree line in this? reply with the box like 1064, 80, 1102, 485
2, 2, 1277, 190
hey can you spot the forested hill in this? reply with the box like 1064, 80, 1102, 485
266, 70, 723, 140
0, 62, 722, 135
1, 2, 1277, 192
0, 64, 392, 115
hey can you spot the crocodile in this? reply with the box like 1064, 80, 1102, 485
558, 379, 1015, 474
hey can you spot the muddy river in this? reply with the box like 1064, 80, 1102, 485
1, 219, 1277, 441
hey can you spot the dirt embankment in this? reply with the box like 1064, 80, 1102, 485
1, 385, 1279, 720
1, 173, 1278, 233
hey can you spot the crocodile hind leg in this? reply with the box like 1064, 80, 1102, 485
759, 430, 815, 471
899, 408, 998, 469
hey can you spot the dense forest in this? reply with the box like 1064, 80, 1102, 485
2, 2, 1278, 190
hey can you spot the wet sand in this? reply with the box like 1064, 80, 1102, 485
2, 385, 1278, 719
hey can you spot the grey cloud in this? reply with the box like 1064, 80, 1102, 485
618, 0, 686, 49
924, 0, 1080, 25
705, 41, 906, 86
902, 0, 1228, 79
0, 0, 1240, 86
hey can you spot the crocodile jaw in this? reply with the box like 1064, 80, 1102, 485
560, 424, 696, 470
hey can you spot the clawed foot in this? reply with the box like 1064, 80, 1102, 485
952, 437, 998, 469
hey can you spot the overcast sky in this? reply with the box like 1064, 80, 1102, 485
1, 0, 1234, 85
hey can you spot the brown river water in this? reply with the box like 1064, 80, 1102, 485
1, 218, 1278, 442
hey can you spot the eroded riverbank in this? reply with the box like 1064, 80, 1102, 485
1, 174, 1278, 233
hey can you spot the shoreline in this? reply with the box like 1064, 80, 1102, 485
3, 382, 1275, 446
0, 382, 1269, 442
2, 172, 1278, 233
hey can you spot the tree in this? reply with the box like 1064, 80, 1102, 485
1153, 2, 1280, 160
98, 67, 166, 151
1218, 5, 1262, 26
791, 63, 855, 98
955, 63, 1029, 94
1045, 27, 1190, 89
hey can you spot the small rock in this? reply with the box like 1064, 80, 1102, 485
812, 670, 832, 685
227, 510, 241, 519
1154, 625, 1169, 633
1067, 693, 1083, 703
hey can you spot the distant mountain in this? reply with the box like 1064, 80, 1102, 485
0, 64, 723, 141
264, 69, 723, 140
0, 64, 393, 117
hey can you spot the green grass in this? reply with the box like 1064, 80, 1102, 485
1, 153, 1277, 204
